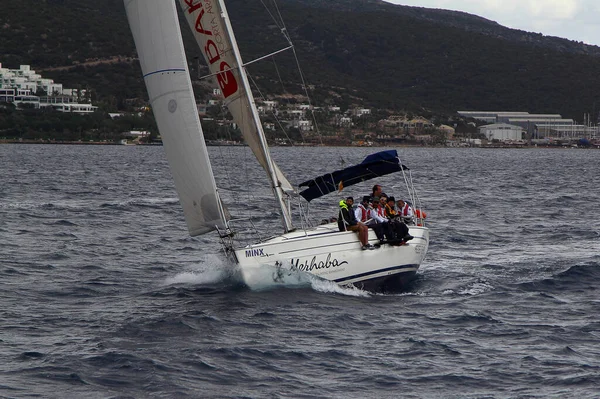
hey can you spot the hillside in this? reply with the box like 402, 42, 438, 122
2, 0, 600, 121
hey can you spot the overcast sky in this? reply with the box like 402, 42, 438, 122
386, 0, 600, 46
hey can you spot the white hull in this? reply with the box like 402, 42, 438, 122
235, 223, 429, 292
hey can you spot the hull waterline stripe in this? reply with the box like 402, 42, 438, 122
333, 264, 419, 283
143, 68, 186, 78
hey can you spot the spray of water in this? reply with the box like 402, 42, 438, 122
162, 255, 370, 297
162, 254, 233, 286
239, 260, 370, 297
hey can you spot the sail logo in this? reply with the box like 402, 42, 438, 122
182, 0, 238, 98
245, 248, 266, 257
291, 254, 348, 272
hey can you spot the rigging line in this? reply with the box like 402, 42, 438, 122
265, 0, 323, 146
259, 0, 285, 33
290, 42, 322, 146
247, 72, 298, 146
271, 57, 287, 97
268, 0, 292, 43
267, 59, 307, 144
269, 58, 306, 144
244, 46, 294, 67
214, 104, 238, 204
197, 46, 294, 81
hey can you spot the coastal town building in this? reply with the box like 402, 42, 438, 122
438, 124, 456, 138
478, 123, 524, 142
458, 110, 599, 140
457, 111, 529, 124
0, 63, 97, 114
351, 108, 371, 117
377, 115, 435, 135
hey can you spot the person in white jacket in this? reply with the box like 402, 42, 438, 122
368, 197, 392, 243
354, 196, 372, 224
397, 199, 415, 225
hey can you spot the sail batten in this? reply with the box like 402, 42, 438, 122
143, 68, 187, 77
124, 0, 227, 236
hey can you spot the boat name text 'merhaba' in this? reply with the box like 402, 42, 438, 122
291, 254, 348, 272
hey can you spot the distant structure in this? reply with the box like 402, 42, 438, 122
0, 63, 98, 114
458, 110, 599, 141
478, 123, 525, 142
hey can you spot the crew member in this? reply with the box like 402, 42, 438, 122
397, 199, 415, 225
338, 197, 374, 250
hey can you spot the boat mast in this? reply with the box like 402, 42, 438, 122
217, 0, 294, 233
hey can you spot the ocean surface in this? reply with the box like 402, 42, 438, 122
1, 144, 599, 398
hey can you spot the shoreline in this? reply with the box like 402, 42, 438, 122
1, 139, 598, 149
0, 139, 162, 146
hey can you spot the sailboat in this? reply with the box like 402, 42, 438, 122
124, 0, 429, 292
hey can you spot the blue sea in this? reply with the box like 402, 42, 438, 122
1, 144, 599, 398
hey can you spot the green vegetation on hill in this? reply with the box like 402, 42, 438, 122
0, 104, 157, 142
2, 0, 600, 132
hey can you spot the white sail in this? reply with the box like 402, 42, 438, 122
124, 0, 227, 236
177, 0, 295, 196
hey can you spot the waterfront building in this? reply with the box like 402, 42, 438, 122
479, 123, 525, 141
457, 111, 529, 124
0, 63, 97, 114
457, 110, 597, 140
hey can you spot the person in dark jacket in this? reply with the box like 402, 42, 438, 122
387, 196, 413, 243
338, 197, 374, 250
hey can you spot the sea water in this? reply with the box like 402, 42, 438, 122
1, 144, 599, 398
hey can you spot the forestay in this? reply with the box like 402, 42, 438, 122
124, 0, 227, 236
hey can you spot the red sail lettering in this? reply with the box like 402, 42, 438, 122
204, 40, 220, 64
217, 62, 237, 98
193, 8, 212, 36
183, 0, 203, 14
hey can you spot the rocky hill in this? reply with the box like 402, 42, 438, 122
2, 0, 600, 121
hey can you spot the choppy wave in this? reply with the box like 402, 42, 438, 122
3, 145, 600, 398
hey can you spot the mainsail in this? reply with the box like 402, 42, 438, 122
124, 0, 227, 236
178, 0, 295, 231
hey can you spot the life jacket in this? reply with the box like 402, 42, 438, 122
385, 203, 397, 218
357, 204, 368, 222
414, 208, 427, 226
400, 203, 410, 217
338, 200, 354, 231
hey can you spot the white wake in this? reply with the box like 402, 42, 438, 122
239, 261, 370, 297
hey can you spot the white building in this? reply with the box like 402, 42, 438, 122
287, 109, 305, 119
262, 100, 278, 111
48, 103, 97, 113
352, 108, 371, 117
458, 111, 529, 123
0, 63, 96, 114
479, 123, 524, 141
296, 103, 311, 111
333, 115, 353, 127
295, 119, 313, 131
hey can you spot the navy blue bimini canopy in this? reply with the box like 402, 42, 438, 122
298, 150, 408, 202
